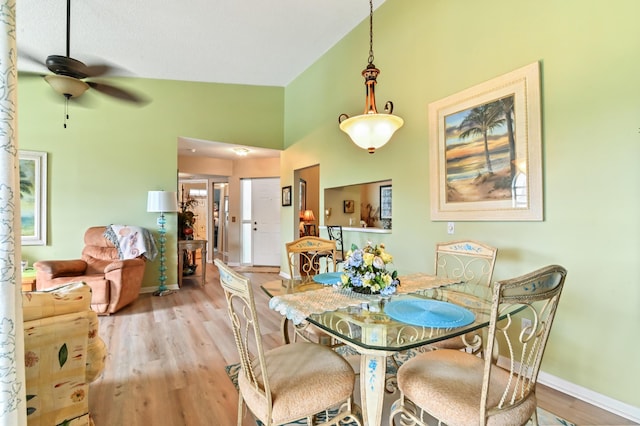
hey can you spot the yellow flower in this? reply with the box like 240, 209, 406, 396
363, 253, 375, 266
380, 252, 393, 263
341, 274, 349, 285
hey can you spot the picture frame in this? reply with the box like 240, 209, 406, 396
20, 150, 48, 245
343, 199, 355, 214
380, 185, 392, 219
428, 62, 543, 221
299, 178, 307, 211
282, 185, 292, 206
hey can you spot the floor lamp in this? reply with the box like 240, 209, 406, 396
147, 190, 179, 296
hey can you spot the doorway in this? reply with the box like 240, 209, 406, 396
240, 177, 281, 266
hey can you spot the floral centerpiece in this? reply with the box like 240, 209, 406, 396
341, 243, 400, 296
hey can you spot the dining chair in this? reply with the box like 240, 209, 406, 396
284, 236, 340, 346
429, 239, 498, 352
215, 259, 362, 426
388, 265, 567, 426
435, 239, 498, 286
285, 236, 338, 281
326, 225, 345, 265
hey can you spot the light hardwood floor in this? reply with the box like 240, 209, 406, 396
89, 263, 635, 426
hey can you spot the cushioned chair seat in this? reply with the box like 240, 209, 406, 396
398, 349, 536, 425
239, 342, 355, 425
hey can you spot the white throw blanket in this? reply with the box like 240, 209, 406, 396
105, 225, 158, 261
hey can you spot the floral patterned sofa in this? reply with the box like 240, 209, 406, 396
23, 282, 106, 425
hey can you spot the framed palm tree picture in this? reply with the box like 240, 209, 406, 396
19, 150, 48, 245
428, 62, 542, 221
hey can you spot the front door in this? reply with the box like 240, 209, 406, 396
251, 178, 281, 266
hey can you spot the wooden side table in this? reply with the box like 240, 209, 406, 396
178, 239, 207, 288
21, 269, 37, 292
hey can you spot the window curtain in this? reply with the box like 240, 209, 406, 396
0, 1, 28, 425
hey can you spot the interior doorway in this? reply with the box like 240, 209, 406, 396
294, 165, 320, 238
179, 180, 208, 242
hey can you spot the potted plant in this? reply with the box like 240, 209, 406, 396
178, 197, 198, 240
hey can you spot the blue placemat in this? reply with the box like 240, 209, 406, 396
384, 299, 475, 328
313, 272, 343, 285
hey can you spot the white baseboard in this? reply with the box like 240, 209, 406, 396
537, 369, 640, 423
497, 356, 639, 423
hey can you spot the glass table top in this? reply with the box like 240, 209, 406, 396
261, 277, 512, 352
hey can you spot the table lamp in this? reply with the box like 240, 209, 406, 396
147, 190, 179, 296
302, 209, 316, 223
302, 210, 316, 236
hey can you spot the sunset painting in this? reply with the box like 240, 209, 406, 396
443, 95, 519, 203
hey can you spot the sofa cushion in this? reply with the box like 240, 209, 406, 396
22, 282, 91, 322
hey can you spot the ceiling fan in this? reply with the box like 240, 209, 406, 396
22, 0, 147, 127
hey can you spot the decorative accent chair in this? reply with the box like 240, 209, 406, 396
34, 226, 147, 314
23, 282, 107, 426
427, 239, 498, 352
389, 265, 567, 426
326, 225, 345, 265
214, 260, 361, 426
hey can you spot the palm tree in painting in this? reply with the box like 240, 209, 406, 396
458, 102, 505, 174
20, 169, 33, 199
496, 96, 516, 181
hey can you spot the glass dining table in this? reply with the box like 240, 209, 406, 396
261, 273, 505, 426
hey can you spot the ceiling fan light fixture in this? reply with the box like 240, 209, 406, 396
338, 0, 403, 154
44, 74, 89, 98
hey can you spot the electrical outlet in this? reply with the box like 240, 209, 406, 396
447, 222, 455, 234
521, 318, 532, 331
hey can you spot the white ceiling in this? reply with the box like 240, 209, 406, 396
16, 0, 384, 160
16, 0, 384, 87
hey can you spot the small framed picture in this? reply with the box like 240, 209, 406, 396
282, 186, 292, 206
380, 185, 392, 219
343, 199, 355, 214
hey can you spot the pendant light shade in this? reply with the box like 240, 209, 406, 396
339, 109, 404, 153
338, 0, 403, 154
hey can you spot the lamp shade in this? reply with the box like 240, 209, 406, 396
44, 74, 89, 98
339, 113, 404, 153
147, 191, 179, 213
302, 209, 316, 222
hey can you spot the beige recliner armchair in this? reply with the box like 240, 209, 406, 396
34, 226, 148, 314
23, 282, 106, 425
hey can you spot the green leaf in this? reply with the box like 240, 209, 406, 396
58, 344, 68, 368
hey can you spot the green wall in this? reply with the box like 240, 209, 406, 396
18, 77, 284, 289
282, 0, 640, 408
16, 0, 640, 412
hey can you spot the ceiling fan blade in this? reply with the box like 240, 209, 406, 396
84, 64, 115, 78
86, 80, 149, 105
18, 49, 48, 74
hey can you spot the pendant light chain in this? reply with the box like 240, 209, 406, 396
368, 0, 375, 66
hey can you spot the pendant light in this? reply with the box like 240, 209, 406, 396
338, 0, 404, 154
